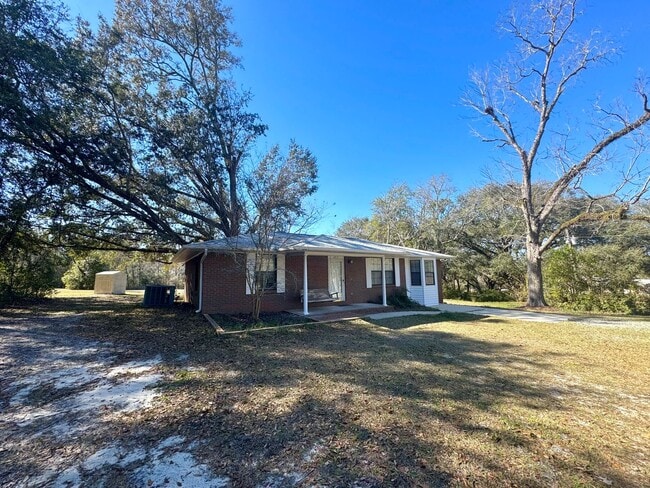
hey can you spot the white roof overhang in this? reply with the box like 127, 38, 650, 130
171, 233, 454, 264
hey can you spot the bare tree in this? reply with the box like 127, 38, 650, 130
412, 175, 458, 251
464, 0, 650, 306
241, 142, 319, 321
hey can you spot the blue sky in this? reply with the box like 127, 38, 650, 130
65, 1, 650, 234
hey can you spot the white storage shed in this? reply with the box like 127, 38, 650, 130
94, 271, 127, 295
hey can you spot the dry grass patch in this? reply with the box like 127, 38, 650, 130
444, 298, 525, 309
6, 296, 648, 487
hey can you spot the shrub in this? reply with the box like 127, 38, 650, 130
474, 289, 514, 302
388, 287, 423, 309
443, 287, 472, 300
62, 252, 110, 290
0, 244, 59, 304
544, 244, 648, 314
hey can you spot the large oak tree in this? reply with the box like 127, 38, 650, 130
0, 0, 318, 255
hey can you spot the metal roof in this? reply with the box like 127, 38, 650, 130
171, 232, 453, 264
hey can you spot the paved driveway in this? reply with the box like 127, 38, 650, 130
368, 303, 650, 328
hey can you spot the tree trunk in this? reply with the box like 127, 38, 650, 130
251, 292, 261, 321
526, 237, 547, 307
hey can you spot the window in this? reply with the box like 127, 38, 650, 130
424, 260, 435, 285
255, 254, 277, 291
369, 258, 394, 286
410, 259, 421, 286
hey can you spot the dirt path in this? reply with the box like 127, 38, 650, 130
0, 310, 228, 487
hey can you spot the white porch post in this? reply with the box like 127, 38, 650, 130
303, 252, 309, 316
381, 256, 387, 306
433, 258, 439, 304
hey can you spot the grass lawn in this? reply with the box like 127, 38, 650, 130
9, 295, 649, 486
52, 288, 146, 298
444, 298, 526, 309
210, 312, 314, 332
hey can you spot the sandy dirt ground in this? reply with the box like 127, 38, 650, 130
0, 310, 229, 487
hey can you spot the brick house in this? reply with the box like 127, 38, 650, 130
172, 233, 452, 315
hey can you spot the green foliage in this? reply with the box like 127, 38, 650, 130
60, 251, 182, 290
474, 289, 515, 302
336, 175, 457, 251
442, 288, 472, 301
1, 0, 317, 257
387, 287, 424, 309
545, 245, 648, 314
336, 217, 372, 240
0, 240, 60, 304
442, 287, 514, 302
61, 252, 110, 290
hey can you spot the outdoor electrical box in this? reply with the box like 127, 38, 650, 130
143, 285, 176, 307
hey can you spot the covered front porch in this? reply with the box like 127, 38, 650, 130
292, 251, 398, 316
287, 302, 394, 321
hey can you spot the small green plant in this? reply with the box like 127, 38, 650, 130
388, 287, 424, 309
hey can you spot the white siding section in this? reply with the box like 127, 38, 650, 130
406, 258, 424, 305
245, 253, 254, 295
422, 279, 439, 306
421, 258, 440, 306
404, 258, 441, 306
276, 254, 285, 293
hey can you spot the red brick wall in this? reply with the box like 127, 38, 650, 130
344, 257, 401, 304
186, 252, 413, 314
195, 252, 317, 314
284, 255, 329, 298
199, 253, 299, 314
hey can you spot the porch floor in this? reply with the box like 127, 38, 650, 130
287, 303, 393, 322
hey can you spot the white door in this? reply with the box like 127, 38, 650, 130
328, 256, 345, 301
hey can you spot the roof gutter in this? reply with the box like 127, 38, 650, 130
195, 249, 208, 313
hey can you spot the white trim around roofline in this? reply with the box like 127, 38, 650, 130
279, 249, 450, 259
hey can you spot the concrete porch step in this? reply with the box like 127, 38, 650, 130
287, 304, 395, 322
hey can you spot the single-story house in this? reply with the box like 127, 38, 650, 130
172, 232, 452, 315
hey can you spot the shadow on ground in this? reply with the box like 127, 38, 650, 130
0, 295, 643, 487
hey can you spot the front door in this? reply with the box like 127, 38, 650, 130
328, 256, 345, 301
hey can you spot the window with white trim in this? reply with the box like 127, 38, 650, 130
256, 254, 277, 291
410, 259, 422, 286
424, 259, 435, 285
369, 258, 394, 286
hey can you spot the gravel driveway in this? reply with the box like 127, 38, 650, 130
0, 309, 228, 487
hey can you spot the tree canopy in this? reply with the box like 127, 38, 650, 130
0, 0, 318, 301
0, 0, 318, 256
336, 175, 649, 310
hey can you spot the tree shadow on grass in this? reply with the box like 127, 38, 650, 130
367, 312, 487, 330
1, 296, 641, 487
